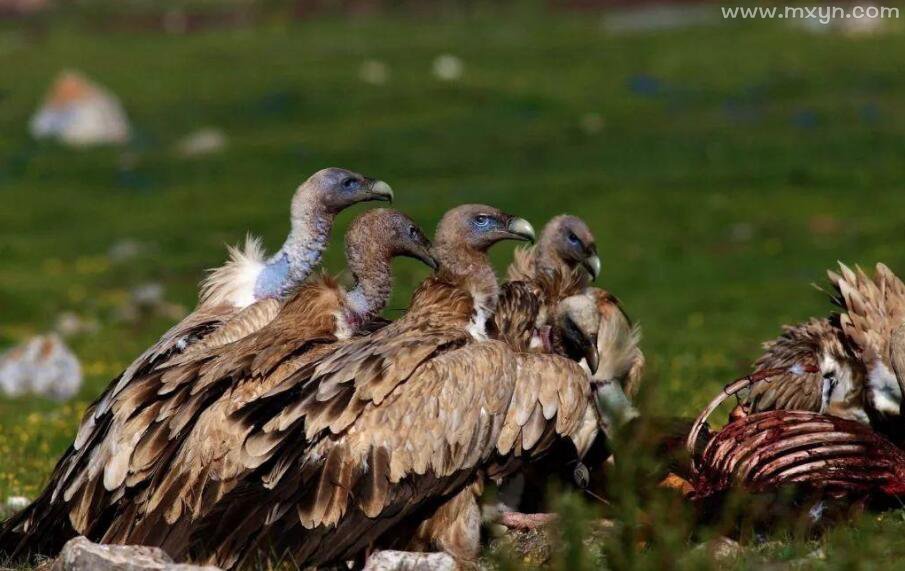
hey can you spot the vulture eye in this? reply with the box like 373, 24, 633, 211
473, 215, 492, 229
408, 225, 419, 239
567, 231, 580, 245
341, 177, 359, 190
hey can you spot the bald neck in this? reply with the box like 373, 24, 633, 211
254, 200, 333, 301
344, 237, 393, 324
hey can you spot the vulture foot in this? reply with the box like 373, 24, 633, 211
498, 512, 559, 530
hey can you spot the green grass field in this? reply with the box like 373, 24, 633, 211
1, 5, 905, 568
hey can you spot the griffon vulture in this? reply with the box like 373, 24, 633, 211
33, 168, 394, 529
741, 263, 905, 426
0, 207, 434, 560
66, 204, 601, 570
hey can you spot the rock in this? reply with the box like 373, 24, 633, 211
432, 55, 463, 82
0, 334, 81, 400
55, 311, 100, 338
108, 239, 145, 263
176, 128, 227, 157
52, 537, 221, 571
694, 536, 743, 563
363, 550, 457, 571
6, 495, 30, 510
30, 70, 131, 147
359, 59, 389, 85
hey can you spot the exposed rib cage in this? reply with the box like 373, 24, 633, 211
691, 410, 905, 500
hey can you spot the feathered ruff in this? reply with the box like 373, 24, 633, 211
506, 245, 537, 283
199, 235, 267, 309
747, 317, 854, 413
589, 289, 645, 397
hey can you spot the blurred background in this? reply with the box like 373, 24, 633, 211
0, 0, 904, 564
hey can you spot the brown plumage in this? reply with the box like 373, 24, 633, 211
0, 208, 434, 561
97, 204, 594, 569
830, 262, 905, 418
745, 316, 865, 419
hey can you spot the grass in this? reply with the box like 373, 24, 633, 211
1, 3, 905, 568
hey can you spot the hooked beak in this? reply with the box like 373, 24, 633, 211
582, 254, 602, 281
585, 341, 600, 375
506, 217, 536, 242
368, 180, 394, 203
413, 247, 440, 272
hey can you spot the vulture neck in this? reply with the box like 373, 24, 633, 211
344, 240, 393, 327
434, 242, 499, 341
254, 202, 332, 301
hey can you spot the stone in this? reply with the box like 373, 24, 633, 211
432, 55, 463, 82
176, 128, 227, 157
363, 550, 457, 571
30, 70, 130, 147
693, 536, 743, 563
51, 537, 221, 571
0, 334, 81, 400
359, 59, 389, 85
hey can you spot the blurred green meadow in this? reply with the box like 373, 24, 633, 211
1, 2, 905, 568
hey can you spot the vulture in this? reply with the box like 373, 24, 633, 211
744, 316, 866, 422
63, 203, 602, 570
20, 167, 395, 549
0, 207, 433, 560
739, 262, 905, 424
830, 263, 905, 419
490, 215, 644, 518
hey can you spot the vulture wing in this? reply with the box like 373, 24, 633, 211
175, 340, 590, 569
746, 319, 833, 412
490, 281, 542, 351
831, 262, 905, 414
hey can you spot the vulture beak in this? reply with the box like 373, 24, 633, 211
563, 320, 599, 375
368, 180, 394, 203
414, 248, 440, 272
582, 254, 602, 281
506, 217, 536, 243
585, 342, 600, 375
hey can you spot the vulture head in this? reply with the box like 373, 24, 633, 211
293, 167, 394, 217
537, 215, 601, 281
434, 204, 535, 255
818, 342, 869, 424
345, 208, 437, 271
554, 295, 601, 374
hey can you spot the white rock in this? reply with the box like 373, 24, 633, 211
52, 537, 221, 571
359, 59, 389, 85
177, 128, 227, 157
363, 550, 457, 571
432, 55, 464, 82
55, 312, 100, 338
5, 495, 29, 510
0, 334, 81, 400
30, 70, 130, 147
107, 239, 144, 263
